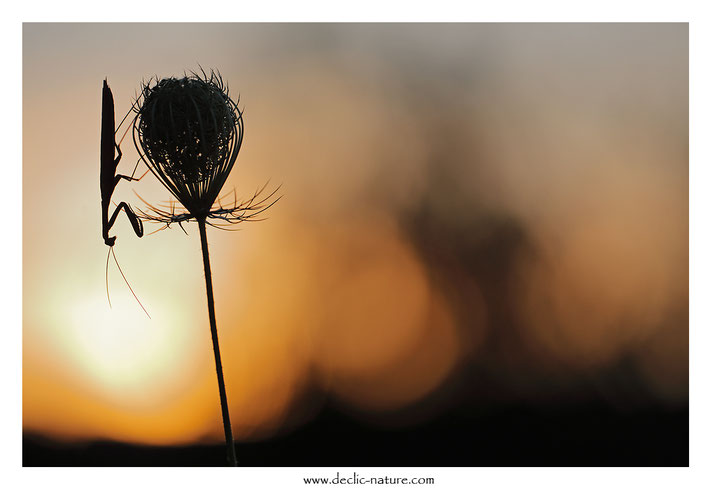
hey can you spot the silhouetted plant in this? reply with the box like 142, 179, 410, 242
132, 68, 279, 466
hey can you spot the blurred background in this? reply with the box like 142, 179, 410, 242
23, 23, 688, 466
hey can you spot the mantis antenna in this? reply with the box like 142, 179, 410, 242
106, 245, 151, 319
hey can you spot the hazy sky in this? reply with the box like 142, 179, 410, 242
23, 23, 687, 445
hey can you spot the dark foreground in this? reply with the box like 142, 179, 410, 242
24, 401, 687, 467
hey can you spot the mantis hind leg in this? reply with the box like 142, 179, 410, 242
107, 202, 144, 240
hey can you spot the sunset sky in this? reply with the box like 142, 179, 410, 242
23, 23, 688, 447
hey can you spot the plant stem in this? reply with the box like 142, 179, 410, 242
198, 217, 238, 466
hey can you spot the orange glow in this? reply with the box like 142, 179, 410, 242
312, 219, 430, 376
514, 158, 687, 369
326, 290, 464, 412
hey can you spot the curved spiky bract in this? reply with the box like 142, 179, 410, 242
133, 69, 243, 219
135, 183, 282, 233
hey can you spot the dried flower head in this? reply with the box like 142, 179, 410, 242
129, 68, 279, 466
132, 68, 278, 228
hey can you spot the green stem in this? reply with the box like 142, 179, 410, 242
198, 218, 238, 466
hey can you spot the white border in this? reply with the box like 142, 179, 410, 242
6, 2, 707, 489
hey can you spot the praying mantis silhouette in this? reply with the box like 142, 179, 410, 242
100, 78, 150, 318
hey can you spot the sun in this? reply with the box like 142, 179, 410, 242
60, 291, 196, 407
